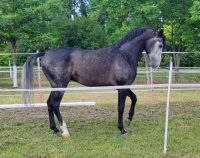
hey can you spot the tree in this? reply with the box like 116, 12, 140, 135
0, 0, 66, 62
0, 0, 199, 69
0, 0, 67, 87
160, 0, 193, 51
55, 17, 107, 49
187, 0, 200, 51
89, 0, 163, 44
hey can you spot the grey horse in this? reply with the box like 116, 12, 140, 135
22, 27, 166, 137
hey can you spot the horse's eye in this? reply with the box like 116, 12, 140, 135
159, 44, 163, 48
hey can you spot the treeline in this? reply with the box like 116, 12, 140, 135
0, 0, 200, 66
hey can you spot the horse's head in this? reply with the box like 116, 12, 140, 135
145, 29, 166, 68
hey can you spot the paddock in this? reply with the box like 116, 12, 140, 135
0, 89, 199, 157
0, 53, 200, 157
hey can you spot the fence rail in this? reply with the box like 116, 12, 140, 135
0, 51, 200, 88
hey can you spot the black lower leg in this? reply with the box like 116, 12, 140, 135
118, 112, 127, 135
54, 108, 63, 125
47, 92, 60, 134
48, 108, 59, 133
118, 90, 127, 135
127, 90, 137, 122
52, 91, 65, 126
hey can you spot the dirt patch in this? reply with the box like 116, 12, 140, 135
0, 105, 118, 123
0, 102, 199, 123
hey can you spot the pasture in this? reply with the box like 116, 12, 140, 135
0, 89, 200, 158
1, 0, 200, 157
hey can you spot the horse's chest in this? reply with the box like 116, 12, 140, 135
113, 62, 136, 85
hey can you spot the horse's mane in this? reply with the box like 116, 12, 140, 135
112, 28, 155, 49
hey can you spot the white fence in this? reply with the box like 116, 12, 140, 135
0, 52, 200, 88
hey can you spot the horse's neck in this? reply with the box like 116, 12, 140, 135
119, 39, 145, 66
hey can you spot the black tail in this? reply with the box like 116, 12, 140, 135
22, 52, 45, 104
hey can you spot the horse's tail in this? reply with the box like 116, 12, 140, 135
22, 52, 45, 105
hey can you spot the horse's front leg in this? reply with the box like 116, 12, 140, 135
118, 89, 127, 135
127, 89, 137, 125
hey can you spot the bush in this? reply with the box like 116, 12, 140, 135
56, 17, 108, 49
0, 55, 11, 66
180, 53, 200, 67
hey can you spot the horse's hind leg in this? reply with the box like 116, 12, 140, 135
53, 91, 70, 138
47, 92, 59, 134
48, 90, 70, 138
127, 89, 137, 125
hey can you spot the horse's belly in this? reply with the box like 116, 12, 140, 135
71, 69, 112, 87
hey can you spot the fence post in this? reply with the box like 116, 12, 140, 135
13, 64, 18, 87
150, 67, 153, 86
164, 57, 173, 154
144, 52, 150, 84
37, 51, 43, 103
150, 67, 155, 101
71, 14, 74, 20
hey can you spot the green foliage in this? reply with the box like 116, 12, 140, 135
180, 53, 200, 67
189, 1, 200, 21
56, 17, 107, 49
0, 55, 11, 66
160, 0, 192, 50
0, 0, 200, 66
186, 0, 200, 51
89, 0, 162, 44
0, 0, 67, 53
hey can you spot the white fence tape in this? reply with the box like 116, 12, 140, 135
0, 102, 96, 109
0, 84, 200, 92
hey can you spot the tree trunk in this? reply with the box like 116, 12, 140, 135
11, 39, 17, 66
173, 53, 180, 83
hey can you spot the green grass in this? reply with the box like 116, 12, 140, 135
0, 90, 200, 158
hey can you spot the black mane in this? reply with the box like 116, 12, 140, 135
113, 28, 155, 49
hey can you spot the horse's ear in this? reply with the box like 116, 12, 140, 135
157, 29, 164, 37
157, 29, 166, 48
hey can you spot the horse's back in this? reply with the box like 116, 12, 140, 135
41, 47, 135, 87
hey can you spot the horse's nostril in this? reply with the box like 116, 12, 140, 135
159, 45, 163, 48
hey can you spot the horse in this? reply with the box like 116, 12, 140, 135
22, 27, 166, 137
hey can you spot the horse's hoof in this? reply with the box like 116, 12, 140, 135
121, 129, 127, 136
121, 132, 128, 137
54, 131, 61, 136
61, 131, 70, 138
53, 128, 60, 134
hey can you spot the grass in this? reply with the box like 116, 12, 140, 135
0, 90, 200, 158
